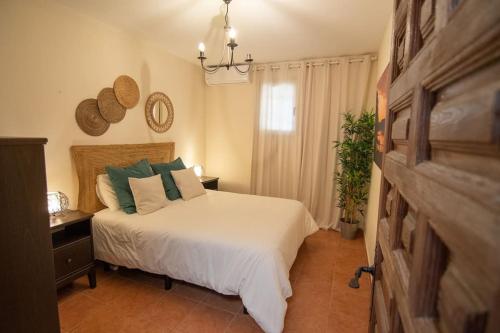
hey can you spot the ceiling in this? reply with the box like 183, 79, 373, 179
55, 0, 393, 64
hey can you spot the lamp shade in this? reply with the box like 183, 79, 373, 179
193, 165, 203, 177
47, 191, 69, 215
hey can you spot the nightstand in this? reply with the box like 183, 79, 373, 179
50, 210, 96, 289
200, 176, 219, 190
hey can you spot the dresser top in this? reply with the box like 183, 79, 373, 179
0, 137, 48, 145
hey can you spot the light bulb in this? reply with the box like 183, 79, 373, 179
47, 191, 61, 215
193, 165, 203, 177
198, 42, 206, 52
229, 28, 237, 40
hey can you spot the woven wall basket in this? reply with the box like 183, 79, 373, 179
97, 87, 126, 123
113, 75, 140, 109
75, 99, 110, 136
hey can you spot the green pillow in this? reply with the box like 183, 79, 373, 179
151, 157, 186, 200
106, 159, 154, 214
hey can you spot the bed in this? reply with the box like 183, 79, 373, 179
71, 142, 318, 333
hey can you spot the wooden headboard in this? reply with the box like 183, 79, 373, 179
71, 142, 175, 213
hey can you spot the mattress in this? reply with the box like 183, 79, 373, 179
92, 190, 318, 333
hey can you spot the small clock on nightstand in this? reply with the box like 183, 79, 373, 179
200, 176, 219, 190
50, 210, 96, 289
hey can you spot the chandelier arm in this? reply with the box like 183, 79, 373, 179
200, 46, 227, 73
233, 63, 252, 74
215, 51, 227, 70
200, 59, 220, 74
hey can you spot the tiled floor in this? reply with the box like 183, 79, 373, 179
57, 230, 372, 333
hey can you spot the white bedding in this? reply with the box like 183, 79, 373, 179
92, 190, 318, 333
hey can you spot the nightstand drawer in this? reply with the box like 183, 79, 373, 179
53, 237, 92, 280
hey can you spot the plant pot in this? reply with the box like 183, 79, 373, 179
340, 219, 359, 240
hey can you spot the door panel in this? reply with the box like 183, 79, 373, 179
370, 0, 500, 332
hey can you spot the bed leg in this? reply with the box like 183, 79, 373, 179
164, 275, 172, 290
243, 306, 248, 315
87, 267, 97, 289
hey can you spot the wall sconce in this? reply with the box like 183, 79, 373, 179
47, 191, 69, 216
193, 165, 204, 178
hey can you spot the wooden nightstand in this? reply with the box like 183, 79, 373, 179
200, 176, 219, 190
50, 210, 96, 289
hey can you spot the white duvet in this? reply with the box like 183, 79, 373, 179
92, 190, 318, 333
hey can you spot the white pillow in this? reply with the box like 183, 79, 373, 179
128, 174, 169, 215
170, 167, 206, 201
96, 174, 120, 211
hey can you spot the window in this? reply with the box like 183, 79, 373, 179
259, 83, 296, 132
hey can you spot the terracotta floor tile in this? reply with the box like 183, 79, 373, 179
285, 281, 331, 332
332, 269, 372, 300
333, 233, 366, 252
72, 302, 148, 333
175, 303, 234, 333
327, 311, 369, 333
107, 281, 165, 317
57, 230, 372, 333
58, 293, 103, 332
289, 280, 332, 305
203, 290, 243, 313
331, 282, 371, 322
57, 276, 91, 305
137, 293, 198, 331
226, 314, 264, 333
83, 275, 135, 304
299, 256, 335, 284
288, 258, 303, 283
172, 281, 211, 303
284, 307, 329, 333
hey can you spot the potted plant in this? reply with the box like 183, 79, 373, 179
334, 111, 375, 239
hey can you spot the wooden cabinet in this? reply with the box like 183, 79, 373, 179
0, 138, 60, 333
370, 1, 500, 333
200, 176, 219, 190
50, 211, 96, 289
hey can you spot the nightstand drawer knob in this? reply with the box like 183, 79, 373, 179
66, 258, 73, 264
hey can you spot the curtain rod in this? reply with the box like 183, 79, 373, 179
254, 56, 377, 71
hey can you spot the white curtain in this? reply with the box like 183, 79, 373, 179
251, 55, 373, 229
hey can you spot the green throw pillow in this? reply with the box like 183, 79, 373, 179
151, 157, 186, 200
106, 159, 154, 214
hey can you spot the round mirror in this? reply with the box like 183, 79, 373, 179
152, 101, 169, 125
145, 92, 174, 133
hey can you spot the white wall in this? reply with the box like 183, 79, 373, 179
205, 81, 257, 193
364, 13, 394, 265
0, 0, 206, 208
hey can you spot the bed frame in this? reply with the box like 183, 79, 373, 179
71, 142, 175, 213
70, 142, 176, 289
70, 142, 249, 313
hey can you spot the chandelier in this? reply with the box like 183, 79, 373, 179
197, 0, 253, 74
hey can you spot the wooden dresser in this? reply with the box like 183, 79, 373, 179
0, 138, 60, 333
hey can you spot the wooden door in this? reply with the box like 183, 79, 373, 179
370, 0, 500, 332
